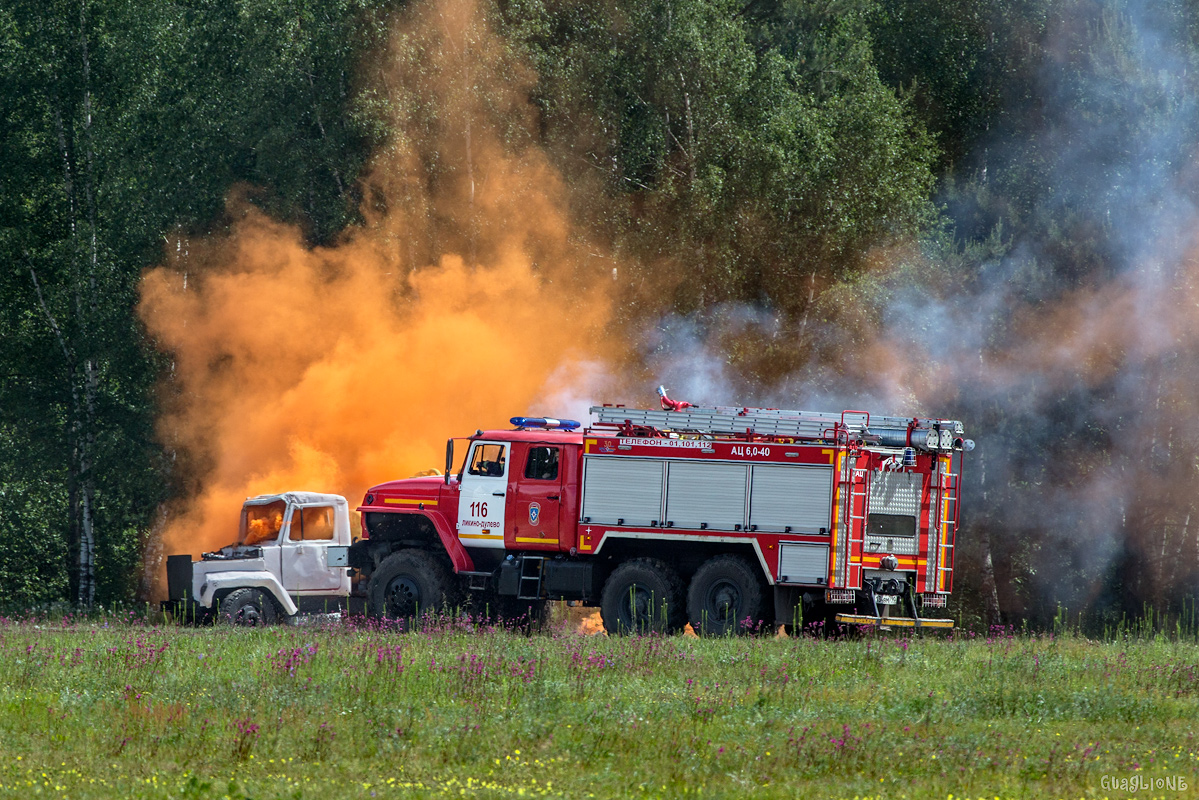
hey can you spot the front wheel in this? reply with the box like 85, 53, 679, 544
367, 549, 456, 625
217, 587, 277, 627
600, 558, 684, 635
686, 555, 764, 636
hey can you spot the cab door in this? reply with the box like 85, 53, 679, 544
508, 444, 564, 551
281, 504, 343, 591
456, 441, 509, 549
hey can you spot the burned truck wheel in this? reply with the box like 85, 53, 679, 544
687, 555, 764, 636
600, 558, 685, 635
367, 549, 454, 624
217, 588, 277, 627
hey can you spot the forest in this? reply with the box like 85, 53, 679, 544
4, 0, 1199, 630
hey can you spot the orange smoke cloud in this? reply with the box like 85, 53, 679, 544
138, 0, 618, 572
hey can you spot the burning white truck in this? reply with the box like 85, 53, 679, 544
165, 492, 352, 624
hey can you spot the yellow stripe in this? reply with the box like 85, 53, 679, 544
515, 537, 559, 544
585, 438, 596, 453
384, 498, 438, 506
458, 533, 501, 540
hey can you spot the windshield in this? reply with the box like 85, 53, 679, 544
239, 500, 286, 545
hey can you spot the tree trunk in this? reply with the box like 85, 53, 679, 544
40, 0, 101, 609
75, 0, 99, 608
977, 447, 1001, 626
77, 358, 97, 607
979, 526, 1002, 627
683, 84, 696, 185
465, 114, 476, 266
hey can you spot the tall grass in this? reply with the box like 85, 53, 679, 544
1, 609, 1197, 799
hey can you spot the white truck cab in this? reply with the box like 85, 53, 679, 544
165, 492, 352, 624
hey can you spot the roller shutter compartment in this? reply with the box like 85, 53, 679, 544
777, 543, 829, 585
581, 458, 664, 526
749, 465, 833, 534
665, 462, 747, 531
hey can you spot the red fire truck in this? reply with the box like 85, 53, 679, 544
352, 389, 972, 634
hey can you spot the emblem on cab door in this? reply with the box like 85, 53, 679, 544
529, 503, 541, 526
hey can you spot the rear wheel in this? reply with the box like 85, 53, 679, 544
600, 558, 685, 635
686, 555, 764, 636
217, 588, 277, 627
367, 550, 456, 625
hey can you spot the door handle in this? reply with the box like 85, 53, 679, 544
492, 492, 505, 497
546, 495, 560, 501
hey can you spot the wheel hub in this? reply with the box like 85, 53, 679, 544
235, 603, 262, 626
386, 575, 421, 617
705, 579, 741, 622
620, 586, 654, 628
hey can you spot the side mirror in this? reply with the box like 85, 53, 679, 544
445, 439, 453, 485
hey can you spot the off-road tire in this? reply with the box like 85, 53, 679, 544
599, 557, 685, 635
686, 555, 765, 636
217, 588, 277, 627
367, 549, 457, 625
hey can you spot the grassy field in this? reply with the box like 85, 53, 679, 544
2, 609, 1198, 800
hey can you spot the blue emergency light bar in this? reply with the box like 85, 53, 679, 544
510, 417, 581, 430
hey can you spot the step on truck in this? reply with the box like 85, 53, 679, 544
354, 388, 974, 634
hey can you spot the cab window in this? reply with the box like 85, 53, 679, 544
467, 443, 507, 477
524, 447, 559, 481
289, 506, 336, 541
241, 500, 285, 545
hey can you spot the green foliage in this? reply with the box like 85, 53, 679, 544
0, 0, 395, 607
515, 0, 938, 310
0, 425, 70, 605
870, 0, 1054, 171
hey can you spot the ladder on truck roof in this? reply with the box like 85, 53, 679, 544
589, 405, 951, 441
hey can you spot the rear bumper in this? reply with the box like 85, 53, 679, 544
166, 554, 194, 601
834, 613, 953, 630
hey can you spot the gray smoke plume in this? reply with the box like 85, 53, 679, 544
642, 0, 1199, 627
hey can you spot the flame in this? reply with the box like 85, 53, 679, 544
139, 0, 619, 580
244, 503, 285, 547
573, 609, 606, 636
